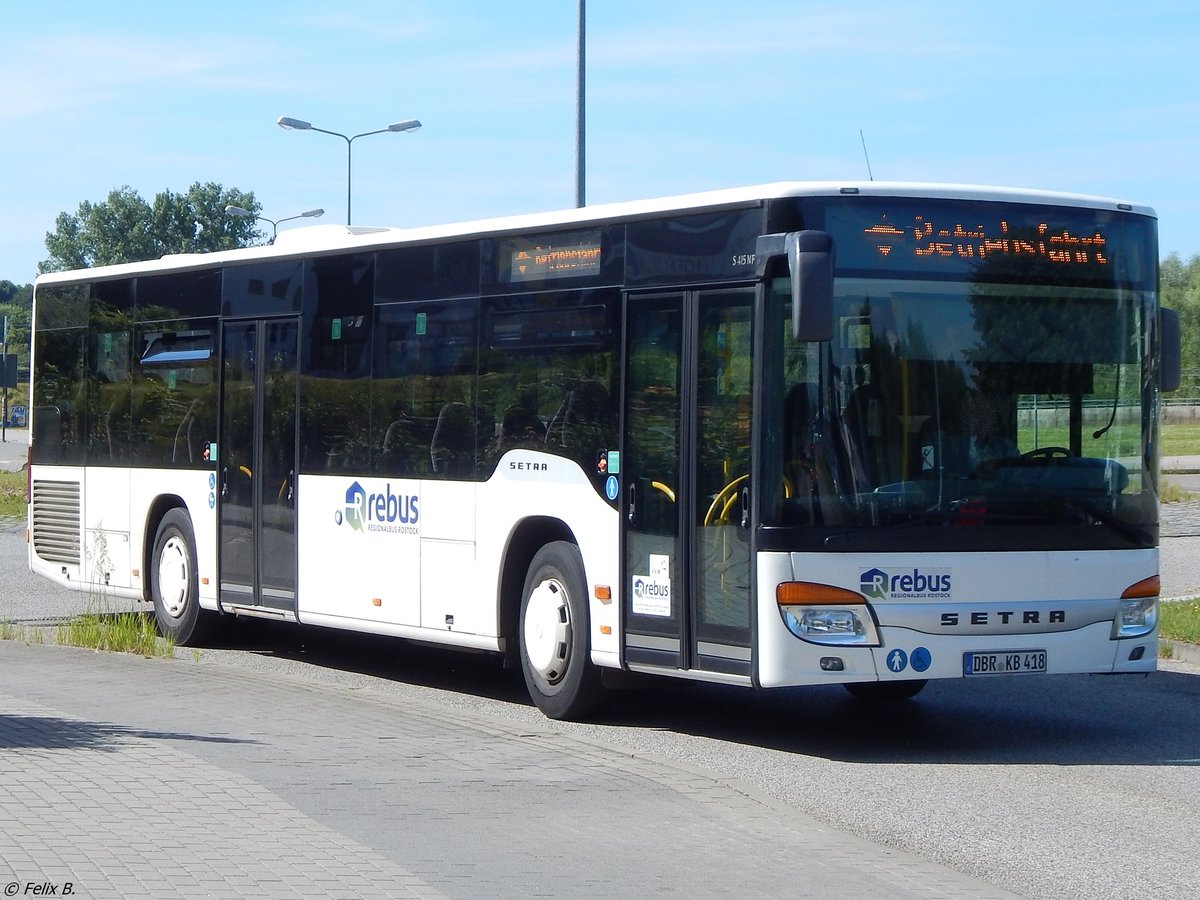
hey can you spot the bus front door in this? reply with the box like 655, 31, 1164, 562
218, 318, 300, 616
622, 289, 754, 677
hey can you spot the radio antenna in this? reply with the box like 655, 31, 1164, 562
859, 129, 875, 181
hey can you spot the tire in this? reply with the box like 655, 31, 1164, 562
151, 509, 217, 645
519, 541, 604, 720
843, 679, 928, 702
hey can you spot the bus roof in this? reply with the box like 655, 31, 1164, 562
34, 180, 1156, 286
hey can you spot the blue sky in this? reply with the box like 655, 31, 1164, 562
2, 0, 1198, 281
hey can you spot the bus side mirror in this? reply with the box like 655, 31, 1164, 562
787, 231, 834, 342
1161, 307, 1181, 393
754, 230, 834, 342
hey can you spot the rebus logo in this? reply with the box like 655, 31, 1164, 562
633, 578, 670, 600
859, 567, 952, 600
343, 481, 367, 532
860, 568, 889, 600
336, 480, 419, 534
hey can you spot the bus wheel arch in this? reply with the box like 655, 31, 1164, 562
142, 496, 189, 603
507, 528, 604, 720
497, 517, 576, 668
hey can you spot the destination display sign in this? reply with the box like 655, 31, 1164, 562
859, 216, 1108, 266
815, 199, 1155, 286
503, 230, 602, 283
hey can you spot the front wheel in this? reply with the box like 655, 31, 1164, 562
519, 541, 604, 720
151, 509, 218, 645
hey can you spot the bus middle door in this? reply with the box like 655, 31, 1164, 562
218, 317, 300, 617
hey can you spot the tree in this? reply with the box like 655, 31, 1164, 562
0, 280, 32, 309
1161, 253, 1200, 396
39, 183, 264, 273
0, 281, 32, 376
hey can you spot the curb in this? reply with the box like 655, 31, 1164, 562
1160, 639, 1200, 666
1160, 595, 1200, 665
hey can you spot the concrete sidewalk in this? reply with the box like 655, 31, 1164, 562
1164, 455, 1200, 474
0, 640, 1019, 900
0, 426, 26, 472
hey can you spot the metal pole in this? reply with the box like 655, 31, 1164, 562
2, 314, 7, 443
575, 0, 586, 208
345, 135, 354, 225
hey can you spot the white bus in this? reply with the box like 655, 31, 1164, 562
27, 182, 1180, 718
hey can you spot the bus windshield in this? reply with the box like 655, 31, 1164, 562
763, 203, 1159, 552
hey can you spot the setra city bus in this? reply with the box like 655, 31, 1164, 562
27, 181, 1181, 719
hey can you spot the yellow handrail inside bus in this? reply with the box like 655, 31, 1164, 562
703, 475, 793, 526
650, 481, 676, 502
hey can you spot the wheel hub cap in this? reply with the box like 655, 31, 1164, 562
524, 578, 571, 684
157, 536, 190, 620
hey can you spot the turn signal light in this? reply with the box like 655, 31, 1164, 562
1121, 576, 1160, 599
776, 581, 865, 605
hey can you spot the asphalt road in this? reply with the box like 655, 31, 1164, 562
2, 525, 1200, 898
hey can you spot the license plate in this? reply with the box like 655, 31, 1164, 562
963, 649, 1047, 676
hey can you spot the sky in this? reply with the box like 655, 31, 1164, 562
2, 0, 1199, 282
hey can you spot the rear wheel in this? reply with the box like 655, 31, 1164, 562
843, 679, 928, 701
519, 541, 604, 720
151, 509, 218, 645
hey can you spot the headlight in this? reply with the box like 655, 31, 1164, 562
1113, 577, 1159, 639
777, 581, 881, 646
1113, 596, 1157, 639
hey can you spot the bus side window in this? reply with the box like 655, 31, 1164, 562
479, 292, 618, 483
430, 402, 475, 476
373, 301, 480, 480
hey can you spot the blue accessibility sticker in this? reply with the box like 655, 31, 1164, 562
605, 475, 619, 501
910, 646, 932, 672
886, 648, 908, 673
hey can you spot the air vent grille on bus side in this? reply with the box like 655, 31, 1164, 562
31, 480, 81, 565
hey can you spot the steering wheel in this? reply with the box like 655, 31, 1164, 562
1020, 446, 1071, 460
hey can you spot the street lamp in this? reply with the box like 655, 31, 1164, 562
225, 205, 324, 242
276, 116, 422, 225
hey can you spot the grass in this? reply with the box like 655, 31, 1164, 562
55, 611, 175, 657
1, 583, 176, 658
0, 612, 175, 658
0, 469, 25, 520
1015, 421, 1200, 459
1160, 480, 1199, 503
1162, 423, 1200, 457
1159, 598, 1200, 645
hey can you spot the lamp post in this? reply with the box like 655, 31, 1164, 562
225, 205, 324, 242
276, 116, 422, 225
576, 0, 586, 208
